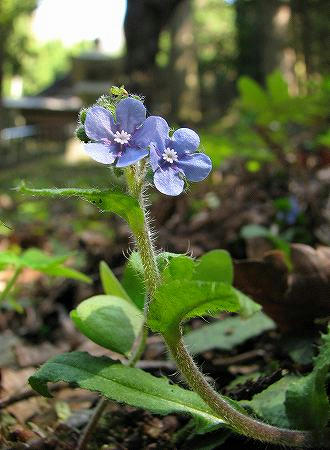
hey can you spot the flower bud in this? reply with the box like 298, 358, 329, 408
79, 108, 87, 124
75, 125, 89, 143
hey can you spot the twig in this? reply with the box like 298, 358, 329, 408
0, 383, 63, 409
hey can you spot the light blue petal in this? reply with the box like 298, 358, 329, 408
149, 144, 161, 171
116, 147, 149, 168
133, 116, 169, 152
85, 106, 115, 142
153, 167, 184, 196
84, 143, 117, 165
116, 98, 146, 134
178, 153, 212, 182
172, 128, 200, 153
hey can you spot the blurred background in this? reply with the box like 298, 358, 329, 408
0, 2, 329, 447
0, 0, 329, 266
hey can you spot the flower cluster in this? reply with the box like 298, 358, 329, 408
81, 96, 212, 196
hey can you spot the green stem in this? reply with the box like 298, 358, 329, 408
125, 165, 160, 300
165, 328, 330, 448
0, 266, 22, 305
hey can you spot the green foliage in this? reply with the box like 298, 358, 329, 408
0, 248, 91, 283
244, 376, 300, 428
17, 184, 144, 233
195, 250, 233, 284
71, 295, 143, 357
207, 72, 330, 168
29, 351, 226, 433
245, 327, 330, 430
285, 326, 330, 430
184, 312, 275, 354
99, 261, 132, 303
148, 250, 260, 334
121, 252, 146, 310
148, 279, 240, 334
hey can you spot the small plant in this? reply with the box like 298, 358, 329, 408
18, 88, 329, 448
0, 247, 91, 312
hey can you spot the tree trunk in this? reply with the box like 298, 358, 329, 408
169, 0, 201, 124
236, 0, 293, 85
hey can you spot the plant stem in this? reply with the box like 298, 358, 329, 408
165, 328, 330, 448
125, 165, 160, 300
77, 325, 148, 450
0, 266, 22, 305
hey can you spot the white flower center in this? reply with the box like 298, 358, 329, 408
114, 130, 131, 145
162, 147, 178, 164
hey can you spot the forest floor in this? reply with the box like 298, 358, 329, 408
0, 156, 329, 449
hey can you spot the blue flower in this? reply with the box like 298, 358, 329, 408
84, 97, 163, 168
149, 118, 212, 196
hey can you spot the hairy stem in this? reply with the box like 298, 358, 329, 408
165, 328, 330, 448
0, 267, 22, 304
125, 165, 160, 300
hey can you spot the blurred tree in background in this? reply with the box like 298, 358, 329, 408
0, 0, 37, 124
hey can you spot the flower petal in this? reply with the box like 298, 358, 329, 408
149, 144, 161, 171
154, 167, 184, 196
116, 98, 146, 134
84, 143, 117, 164
133, 116, 169, 152
172, 128, 200, 153
116, 147, 148, 168
85, 106, 115, 142
178, 153, 212, 181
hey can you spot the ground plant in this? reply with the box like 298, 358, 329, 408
19, 87, 330, 449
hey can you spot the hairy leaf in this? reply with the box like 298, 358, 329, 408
29, 352, 226, 433
17, 184, 144, 232
148, 280, 240, 333
195, 250, 233, 284
285, 326, 330, 430
70, 295, 143, 356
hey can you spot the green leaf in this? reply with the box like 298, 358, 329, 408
266, 71, 289, 104
0, 248, 91, 283
285, 369, 329, 430
238, 76, 269, 115
121, 252, 146, 310
195, 250, 233, 284
17, 184, 144, 233
156, 252, 184, 273
184, 312, 275, 354
285, 326, 330, 430
99, 261, 132, 303
244, 376, 299, 428
232, 288, 261, 318
162, 256, 195, 282
41, 264, 91, 283
148, 280, 240, 334
0, 251, 22, 268
21, 248, 67, 269
70, 295, 143, 357
29, 351, 226, 433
